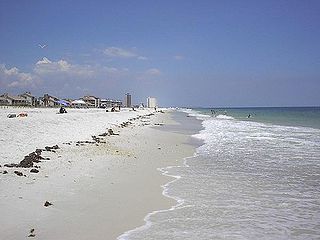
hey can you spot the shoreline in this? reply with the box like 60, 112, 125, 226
0, 108, 202, 239
118, 110, 203, 239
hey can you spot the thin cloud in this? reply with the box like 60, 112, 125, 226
34, 57, 94, 77
174, 55, 184, 60
137, 56, 148, 61
145, 68, 161, 76
136, 68, 162, 81
103, 47, 147, 60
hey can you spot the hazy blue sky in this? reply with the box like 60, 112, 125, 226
0, 0, 319, 107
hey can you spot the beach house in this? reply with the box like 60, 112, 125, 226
43, 94, 60, 107
82, 95, 100, 108
0, 93, 27, 106
19, 92, 37, 106
71, 99, 87, 108
0, 96, 9, 105
100, 99, 123, 108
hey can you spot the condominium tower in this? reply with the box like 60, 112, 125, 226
147, 97, 157, 108
124, 93, 132, 107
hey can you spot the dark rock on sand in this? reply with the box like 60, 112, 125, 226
99, 132, 108, 137
4, 163, 18, 168
18, 157, 35, 168
108, 129, 114, 135
14, 171, 23, 176
35, 149, 43, 155
17, 152, 44, 168
92, 135, 101, 143
29, 152, 44, 161
44, 145, 59, 152
3, 170, 8, 174
28, 228, 35, 238
44, 201, 53, 207
30, 169, 39, 173
107, 128, 119, 135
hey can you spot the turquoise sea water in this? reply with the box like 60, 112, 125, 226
195, 107, 320, 129
120, 107, 320, 240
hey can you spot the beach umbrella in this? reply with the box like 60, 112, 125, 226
55, 100, 70, 106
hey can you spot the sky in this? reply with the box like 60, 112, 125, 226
0, 0, 319, 107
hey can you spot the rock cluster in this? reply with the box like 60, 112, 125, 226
44, 201, 53, 207
3, 145, 60, 174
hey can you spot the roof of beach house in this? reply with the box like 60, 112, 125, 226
20, 92, 35, 98
1, 94, 26, 101
0, 96, 9, 102
83, 95, 99, 101
71, 99, 87, 104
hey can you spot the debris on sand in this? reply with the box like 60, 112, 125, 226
109, 128, 119, 135
44, 145, 59, 152
14, 171, 24, 176
4, 145, 59, 170
28, 228, 35, 238
7, 113, 17, 118
44, 201, 53, 207
30, 169, 39, 173
98, 132, 108, 137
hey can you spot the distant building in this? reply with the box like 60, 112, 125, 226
147, 97, 157, 108
82, 95, 100, 108
124, 93, 132, 108
0, 96, 10, 105
19, 92, 36, 106
37, 97, 45, 107
0, 93, 27, 106
43, 94, 60, 107
71, 99, 88, 108
100, 99, 122, 108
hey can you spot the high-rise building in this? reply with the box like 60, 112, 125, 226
147, 97, 157, 108
124, 93, 131, 107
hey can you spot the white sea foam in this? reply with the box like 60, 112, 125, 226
117, 155, 195, 240
179, 108, 211, 120
120, 108, 320, 239
215, 114, 235, 120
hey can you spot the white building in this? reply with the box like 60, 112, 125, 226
19, 92, 36, 106
82, 95, 100, 108
0, 93, 27, 106
43, 94, 60, 107
147, 97, 157, 108
71, 99, 87, 108
100, 99, 122, 108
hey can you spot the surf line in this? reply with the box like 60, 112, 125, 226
117, 154, 196, 240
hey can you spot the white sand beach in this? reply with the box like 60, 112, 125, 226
0, 107, 197, 239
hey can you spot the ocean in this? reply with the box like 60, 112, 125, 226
119, 107, 320, 240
